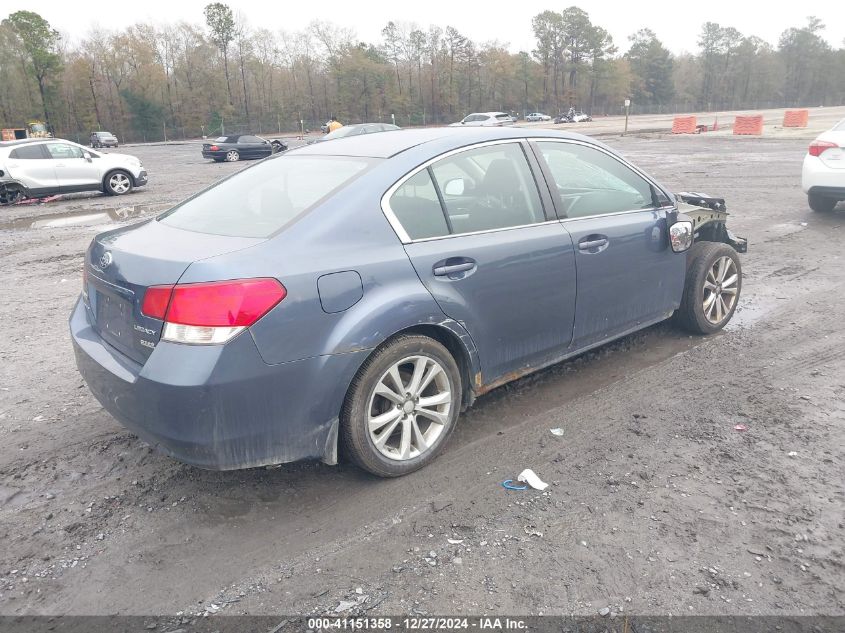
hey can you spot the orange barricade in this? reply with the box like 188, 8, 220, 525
733, 115, 764, 135
783, 109, 809, 128
672, 115, 697, 134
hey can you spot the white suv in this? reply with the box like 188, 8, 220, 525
0, 139, 147, 204
802, 118, 845, 212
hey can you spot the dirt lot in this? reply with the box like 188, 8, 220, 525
0, 132, 843, 620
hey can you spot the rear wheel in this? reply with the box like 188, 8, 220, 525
225, 149, 240, 162
104, 170, 133, 196
676, 242, 742, 335
340, 335, 462, 477
0, 183, 26, 205
808, 193, 837, 213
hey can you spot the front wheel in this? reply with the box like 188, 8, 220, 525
340, 335, 462, 477
808, 193, 837, 213
225, 149, 240, 162
104, 170, 133, 196
675, 242, 742, 335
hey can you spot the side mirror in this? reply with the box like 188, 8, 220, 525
669, 220, 694, 253
83, 151, 93, 162
443, 178, 465, 196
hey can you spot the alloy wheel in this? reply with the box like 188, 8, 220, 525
366, 355, 452, 461
703, 255, 738, 324
109, 173, 131, 194
226, 150, 239, 162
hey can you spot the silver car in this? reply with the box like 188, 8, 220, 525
526, 113, 551, 122
0, 138, 147, 204
449, 112, 515, 127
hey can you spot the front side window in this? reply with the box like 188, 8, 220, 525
159, 155, 372, 238
387, 142, 545, 240
537, 141, 655, 218
46, 143, 84, 159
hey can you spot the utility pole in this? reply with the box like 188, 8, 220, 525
623, 98, 631, 135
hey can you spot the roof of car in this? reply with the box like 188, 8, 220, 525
0, 138, 46, 148
288, 126, 595, 159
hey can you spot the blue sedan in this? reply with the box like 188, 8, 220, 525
70, 128, 746, 477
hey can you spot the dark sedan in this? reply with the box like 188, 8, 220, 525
201, 134, 287, 162
71, 128, 745, 478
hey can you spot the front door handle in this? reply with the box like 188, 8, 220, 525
433, 259, 476, 276
578, 237, 608, 251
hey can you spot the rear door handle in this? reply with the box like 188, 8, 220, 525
433, 260, 476, 276
578, 237, 608, 250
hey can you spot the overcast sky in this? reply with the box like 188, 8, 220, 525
12, 0, 845, 55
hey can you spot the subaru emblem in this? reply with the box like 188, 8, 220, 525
99, 252, 113, 269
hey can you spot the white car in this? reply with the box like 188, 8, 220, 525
0, 138, 147, 204
525, 112, 551, 122
802, 118, 845, 212
449, 112, 515, 127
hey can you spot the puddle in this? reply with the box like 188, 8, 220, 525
0, 204, 170, 231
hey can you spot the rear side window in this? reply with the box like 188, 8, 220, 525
389, 170, 449, 240
387, 142, 546, 240
537, 141, 655, 218
495, 114, 511, 121
159, 155, 372, 238
10, 145, 45, 159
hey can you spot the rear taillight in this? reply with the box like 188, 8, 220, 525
809, 140, 837, 157
141, 285, 174, 320
142, 278, 286, 345
209, 145, 219, 151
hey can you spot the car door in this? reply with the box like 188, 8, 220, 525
45, 142, 100, 190
5, 144, 58, 194
532, 139, 685, 349
384, 140, 577, 384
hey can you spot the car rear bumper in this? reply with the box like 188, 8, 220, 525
201, 150, 226, 159
802, 155, 845, 193
69, 297, 368, 470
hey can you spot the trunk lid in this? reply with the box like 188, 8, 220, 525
85, 219, 263, 364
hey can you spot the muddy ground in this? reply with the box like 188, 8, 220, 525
0, 133, 843, 620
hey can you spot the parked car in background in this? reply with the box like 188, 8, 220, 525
571, 111, 593, 122
201, 135, 287, 162
526, 113, 551, 122
449, 112, 514, 127
0, 138, 147, 204
802, 118, 845, 212
307, 123, 400, 144
70, 127, 746, 479
90, 131, 119, 148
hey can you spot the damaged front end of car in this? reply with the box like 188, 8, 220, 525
673, 191, 748, 253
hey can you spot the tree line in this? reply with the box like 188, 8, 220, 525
1, 4, 843, 143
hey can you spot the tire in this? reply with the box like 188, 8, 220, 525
340, 334, 462, 477
676, 241, 742, 335
225, 149, 240, 162
103, 170, 133, 196
808, 193, 837, 213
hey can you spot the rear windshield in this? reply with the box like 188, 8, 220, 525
158, 155, 373, 238
495, 114, 511, 120
213, 136, 233, 143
